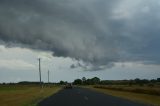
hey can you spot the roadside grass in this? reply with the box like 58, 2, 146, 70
0, 85, 62, 106
85, 85, 160, 106
94, 85, 160, 96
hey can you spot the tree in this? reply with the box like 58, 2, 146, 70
135, 78, 141, 84
91, 77, 100, 84
157, 78, 160, 82
73, 79, 82, 85
85, 77, 101, 85
59, 80, 65, 85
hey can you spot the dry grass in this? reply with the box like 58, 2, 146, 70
86, 85, 160, 106
94, 85, 160, 96
0, 85, 62, 106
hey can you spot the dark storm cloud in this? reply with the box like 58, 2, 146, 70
0, 0, 160, 70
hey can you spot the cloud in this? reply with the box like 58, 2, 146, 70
70, 64, 76, 69
0, 0, 160, 70
0, 59, 36, 71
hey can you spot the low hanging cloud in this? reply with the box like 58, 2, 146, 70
0, 0, 160, 70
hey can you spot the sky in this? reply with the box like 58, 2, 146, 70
0, 0, 160, 83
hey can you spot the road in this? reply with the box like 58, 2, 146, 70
38, 87, 147, 106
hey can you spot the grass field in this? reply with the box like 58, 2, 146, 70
94, 85, 160, 96
0, 85, 62, 106
86, 85, 160, 106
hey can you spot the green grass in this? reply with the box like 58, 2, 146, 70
85, 85, 160, 106
0, 85, 62, 106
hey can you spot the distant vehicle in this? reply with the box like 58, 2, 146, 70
65, 83, 73, 89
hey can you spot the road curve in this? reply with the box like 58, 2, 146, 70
38, 87, 147, 106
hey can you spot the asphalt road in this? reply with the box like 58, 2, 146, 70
38, 87, 148, 106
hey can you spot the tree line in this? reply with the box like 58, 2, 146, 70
72, 77, 160, 85
1, 78, 160, 85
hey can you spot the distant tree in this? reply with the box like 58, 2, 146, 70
84, 77, 100, 85
150, 79, 157, 83
134, 78, 143, 86
100, 80, 108, 85
134, 78, 150, 86
91, 77, 100, 84
141, 79, 149, 84
157, 78, 160, 82
135, 78, 140, 83
85, 79, 91, 85
18, 81, 41, 85
73, 79, 82, 85
59, 80, 65, 85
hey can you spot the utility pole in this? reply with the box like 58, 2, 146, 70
38, 58, 42, 88
48, 70, 50, 84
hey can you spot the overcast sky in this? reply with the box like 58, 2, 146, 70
0, 0, 160, 83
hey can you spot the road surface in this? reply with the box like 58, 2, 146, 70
38, 87, 147, 106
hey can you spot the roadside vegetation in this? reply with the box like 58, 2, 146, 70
94, 85, 160, 96
91, 86, 160, 106
0, 84, 61, 106
73, 77, 160, 106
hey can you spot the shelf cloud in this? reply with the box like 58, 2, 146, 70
0, 0, 160, 70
